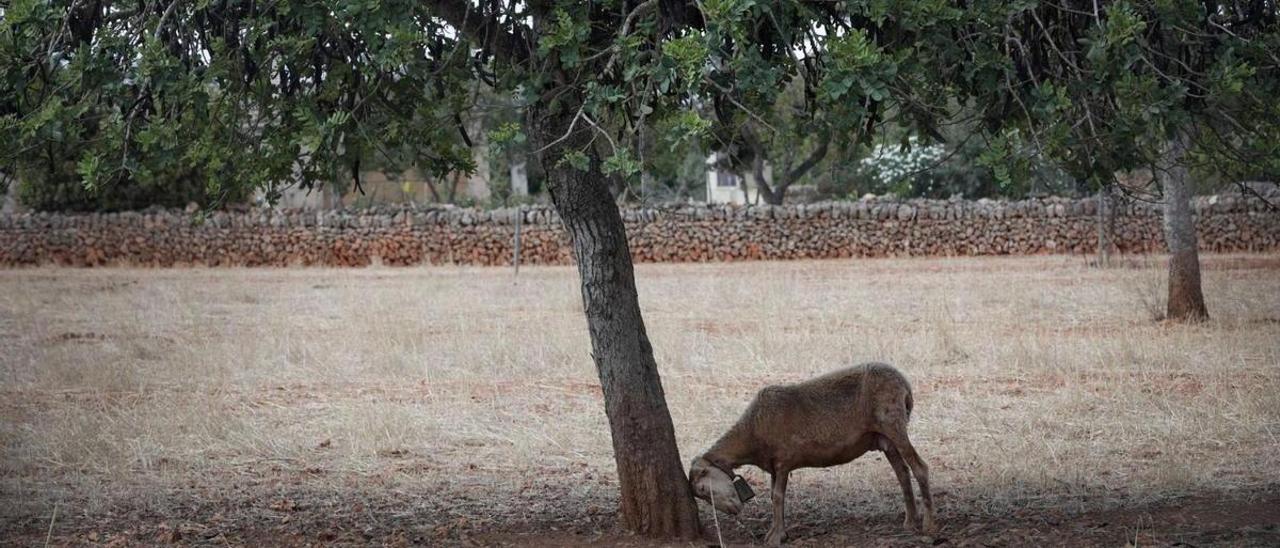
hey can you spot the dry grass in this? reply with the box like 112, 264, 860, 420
1, 254, 1279, 543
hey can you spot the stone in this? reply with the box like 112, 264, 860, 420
0, 196, 1274, 267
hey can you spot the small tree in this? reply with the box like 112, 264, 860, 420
710, 78, 832, 205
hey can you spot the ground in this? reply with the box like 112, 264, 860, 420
1, 254, 1279, 547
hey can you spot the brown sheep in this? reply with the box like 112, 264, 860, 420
688, 362, 935, 545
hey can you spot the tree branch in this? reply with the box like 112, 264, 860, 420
782, 134, 829, 187
602, 0, 657, 75
153, 0, 180, 42
428, 0, 529, 63
1236, 182, 1280, 212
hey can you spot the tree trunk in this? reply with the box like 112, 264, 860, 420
1096, 185, 1110, 267
533, 109, 702, 539
1159, 132, 1209, 322
447, 171, 461, 203
752, 155, 784, 205
509, 157, 528, 197
424, 177, 442, 202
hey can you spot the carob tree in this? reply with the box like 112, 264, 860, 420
0, 0, 972, 538
950, 0, 1280, 321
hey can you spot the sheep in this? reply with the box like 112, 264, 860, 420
688, 362, 935, 545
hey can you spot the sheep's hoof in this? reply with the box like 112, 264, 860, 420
764, 528, 787, 546
903, 515, 920, 532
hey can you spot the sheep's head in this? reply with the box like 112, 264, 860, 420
688, 456, 744, 515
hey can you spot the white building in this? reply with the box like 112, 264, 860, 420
705, 152, 765, 205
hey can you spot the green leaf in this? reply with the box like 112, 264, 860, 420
602, 149, 640, 177
558, 150, 590, 172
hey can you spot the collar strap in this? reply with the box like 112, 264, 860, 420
704, 455, 736, 478
702, 455, 755, 503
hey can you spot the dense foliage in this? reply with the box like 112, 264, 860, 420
951, 0, 1280, 187
0, 1, 985, 211
3, 1, 1277, 211
1, 0, 476, 210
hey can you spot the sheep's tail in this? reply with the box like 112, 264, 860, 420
904, 389, 914, 421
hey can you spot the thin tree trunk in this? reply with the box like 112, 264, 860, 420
447, 171, 461, 203
744, 128, 829, 206
753, 155, 784, 205
740, 124, 778, 205
773, 134, 830, 206
1159, 132, 1209, 321
534, 109, 701, 539
424, 177, 442, 202
1096, 185, 1110, 267
509, 157, 529, 197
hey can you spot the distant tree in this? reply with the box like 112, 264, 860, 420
640, 125, 710, 202
710, 78, 832, 205
955, 0, 1280, 321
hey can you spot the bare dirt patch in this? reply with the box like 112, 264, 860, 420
2, 254, 1279, 545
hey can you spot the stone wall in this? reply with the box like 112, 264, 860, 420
1, 193, 1277, 267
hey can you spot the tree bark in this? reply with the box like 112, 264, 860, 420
418, 5, 699, 536
1096, 185, 1110, 267
1159, 132, 1209, 322
424, 178, 442, 202
752, 154, 783, 205
533, 108, 702, 539
778, 134, 830, 202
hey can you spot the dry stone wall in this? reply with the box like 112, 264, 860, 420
1, 193, 1277, 267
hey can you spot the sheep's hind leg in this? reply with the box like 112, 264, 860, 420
880, 437, 920, 532
765, 469, 791, 546
882, 429, 936, 535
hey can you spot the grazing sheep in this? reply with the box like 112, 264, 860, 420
688, 362, 935, 545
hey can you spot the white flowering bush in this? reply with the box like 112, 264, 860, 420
858, 137, 948, 190
821, 135, 1075, 200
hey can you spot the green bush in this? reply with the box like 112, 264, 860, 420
16, 163, 233, 212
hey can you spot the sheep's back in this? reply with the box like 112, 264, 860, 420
751, 363, 912, 444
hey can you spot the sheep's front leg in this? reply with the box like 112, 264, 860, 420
765, 469, 791, 546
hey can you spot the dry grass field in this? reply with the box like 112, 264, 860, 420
2, 254, 1279, 546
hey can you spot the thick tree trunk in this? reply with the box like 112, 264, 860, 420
1159, 133, 1209, 322
533, 109, 701, 539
